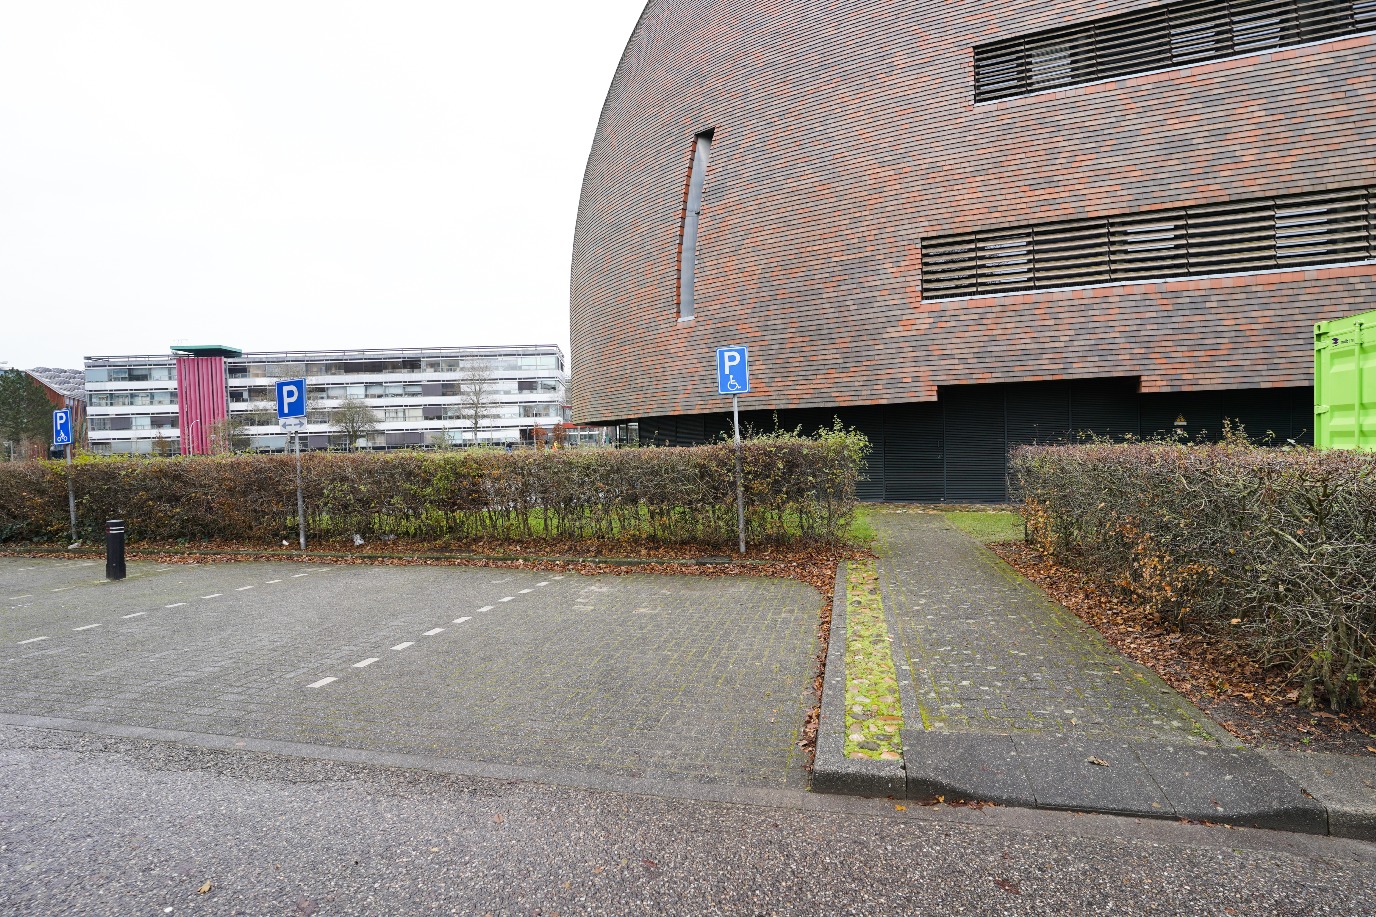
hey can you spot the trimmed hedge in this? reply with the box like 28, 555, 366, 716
1012, 439, 1376, 712
0, 429, 866, 548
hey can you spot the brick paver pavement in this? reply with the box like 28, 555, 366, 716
0, 558, 820, 787
873, 512, 1224, 742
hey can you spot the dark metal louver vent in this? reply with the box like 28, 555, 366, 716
975, 0, 1376, 102
921, 185, 1375, 300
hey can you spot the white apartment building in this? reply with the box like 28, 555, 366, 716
85, 344, 570, 455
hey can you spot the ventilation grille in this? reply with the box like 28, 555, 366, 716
921, 185, 1376, 300
975, 0, 1376, 102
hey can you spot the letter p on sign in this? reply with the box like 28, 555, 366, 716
276, 379, 307, 419
716, 346, 749, 395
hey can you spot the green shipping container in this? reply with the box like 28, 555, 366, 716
1315, 308, 1376, 451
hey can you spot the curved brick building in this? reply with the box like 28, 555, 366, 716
570, 0, 1376, 500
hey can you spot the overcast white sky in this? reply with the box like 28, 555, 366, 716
0, 1, 643, 369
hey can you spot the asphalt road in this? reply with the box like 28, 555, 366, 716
2, 725, 1374, 916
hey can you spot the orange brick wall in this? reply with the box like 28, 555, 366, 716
569, 0, 1376, 424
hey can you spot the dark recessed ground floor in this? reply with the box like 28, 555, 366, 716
633, 378, 1315, 503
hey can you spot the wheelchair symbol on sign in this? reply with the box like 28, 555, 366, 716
717, 346, 749, 396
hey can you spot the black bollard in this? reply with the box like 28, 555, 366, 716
105, 519, 126, 581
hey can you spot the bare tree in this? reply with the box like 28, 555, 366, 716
207, 414, 251, 453
331, 399, 379, 451
455, 360, 500, 446
151, 432, 178, 456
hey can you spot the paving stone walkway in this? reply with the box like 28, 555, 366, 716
853, 511, 1328, 829
874, 512, 1222, 742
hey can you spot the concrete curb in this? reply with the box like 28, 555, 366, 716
811, 561, 906, 797
1260, 748, 1376, 842
900, 730, 1333, 835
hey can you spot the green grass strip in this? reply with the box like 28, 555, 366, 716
843, 558, 904, 760
943, 511, 1024, 544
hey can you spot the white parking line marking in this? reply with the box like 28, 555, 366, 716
552, 575, 565, 580
166, 603, 187, 608
122, 612, 147, 619
236, 585, 255, 591
536, 581, 549, 587
202, 594, 222, 599
7, 595, 32, 600
391, 642, 414, 651
452, 616, 472, 624
499, 596, 514, 602
73, 624, 102, 631
308, 677, 337, 688
353, 658, 379, 668
423, 628, 445, 636
266, 579, 283, 584
292, 573, 310, 578
477, 605, 494, 613
17, 637, 48, 645
518, 588, 533, 594
52, 586, 73, 592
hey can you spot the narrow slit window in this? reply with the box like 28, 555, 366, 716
679, 131, 713, 321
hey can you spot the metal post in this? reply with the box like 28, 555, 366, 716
65, 444, 77, 543
105, 519, 126, 581
295, 432, 307, 551
733, 393, 745, 555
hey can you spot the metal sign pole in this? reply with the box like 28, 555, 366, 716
295, 431, 306, 551
733, 393, 745, 555
65, 443, 77, 543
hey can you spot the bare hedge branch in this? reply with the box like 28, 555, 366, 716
1011, 437, 1376, 712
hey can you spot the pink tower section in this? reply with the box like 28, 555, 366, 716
176, 356, 229, 455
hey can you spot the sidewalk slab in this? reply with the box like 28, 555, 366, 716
1261, 749, 1376, 841
902, 731, 1035, 807
901, 730, 1326, 832
1138, 742, 1326, 832
1014, 734, 1174, 818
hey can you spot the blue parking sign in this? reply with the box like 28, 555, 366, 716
52, 409, 72, 446
276, 379, 307, 418
717, 346, 749, 394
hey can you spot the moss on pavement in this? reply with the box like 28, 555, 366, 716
843, 559, 904, 761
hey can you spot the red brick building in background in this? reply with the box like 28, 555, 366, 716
570, 0, 1376, 500
22, 367, 87, 458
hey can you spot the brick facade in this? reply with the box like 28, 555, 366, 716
569, 0, 1376, 425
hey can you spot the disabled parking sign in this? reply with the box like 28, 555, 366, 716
716, 346, 749, 394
